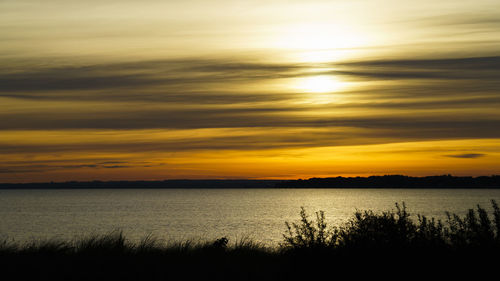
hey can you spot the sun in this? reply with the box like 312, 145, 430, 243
296, 75, 344, 93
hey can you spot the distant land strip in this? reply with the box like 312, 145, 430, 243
1, 175, 500, 189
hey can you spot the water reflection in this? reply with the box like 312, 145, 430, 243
1, 189, 499, 245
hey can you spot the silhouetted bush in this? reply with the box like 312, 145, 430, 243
281, 207, 337, 250
444, 200, 500, 248
281, 200, 500, 253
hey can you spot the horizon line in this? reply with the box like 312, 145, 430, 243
2, 174, 500, 185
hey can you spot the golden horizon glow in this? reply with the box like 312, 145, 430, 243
2, 130, 499, 182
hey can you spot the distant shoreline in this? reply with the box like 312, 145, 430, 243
1, 175, 499, 189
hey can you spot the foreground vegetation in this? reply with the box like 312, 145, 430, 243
2, 201, 500, 280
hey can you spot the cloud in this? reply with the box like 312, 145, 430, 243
444, 153, 486, 159
416, 12, 500, 28
2, 56, 500, 96
335, 56, 500, 80
0, 161, 160, 174
1, 117, 500, 156
1, 55, 499, 155
0, 105, 498, 133
0, 59, 303, 93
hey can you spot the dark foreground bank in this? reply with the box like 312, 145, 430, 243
2, 201, 500, 280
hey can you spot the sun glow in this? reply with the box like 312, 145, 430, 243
273, 22, 370, 62
291, 75, 348, 104
296, 75, 345, 93
283, 23, 367, 50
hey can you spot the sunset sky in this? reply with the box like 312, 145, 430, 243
1, 0, 500, 182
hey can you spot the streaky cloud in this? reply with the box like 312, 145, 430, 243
1, 56, 500, 95
444, 153, 486, 159
336, 56, 500, 80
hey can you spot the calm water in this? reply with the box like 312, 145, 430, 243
1, 189, 500, 245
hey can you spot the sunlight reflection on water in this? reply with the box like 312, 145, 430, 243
1, 188, 499, 245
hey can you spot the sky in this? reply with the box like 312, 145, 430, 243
1, 0, 500, 182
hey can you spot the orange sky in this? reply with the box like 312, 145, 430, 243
1, 0, 500, 182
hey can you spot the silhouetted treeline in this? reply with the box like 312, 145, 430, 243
1, 175, 500, 189
277, 175, 500, 188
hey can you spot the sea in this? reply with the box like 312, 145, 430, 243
1, 188, 500, 245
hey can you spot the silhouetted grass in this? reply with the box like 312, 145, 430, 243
2, 201, 500, 280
